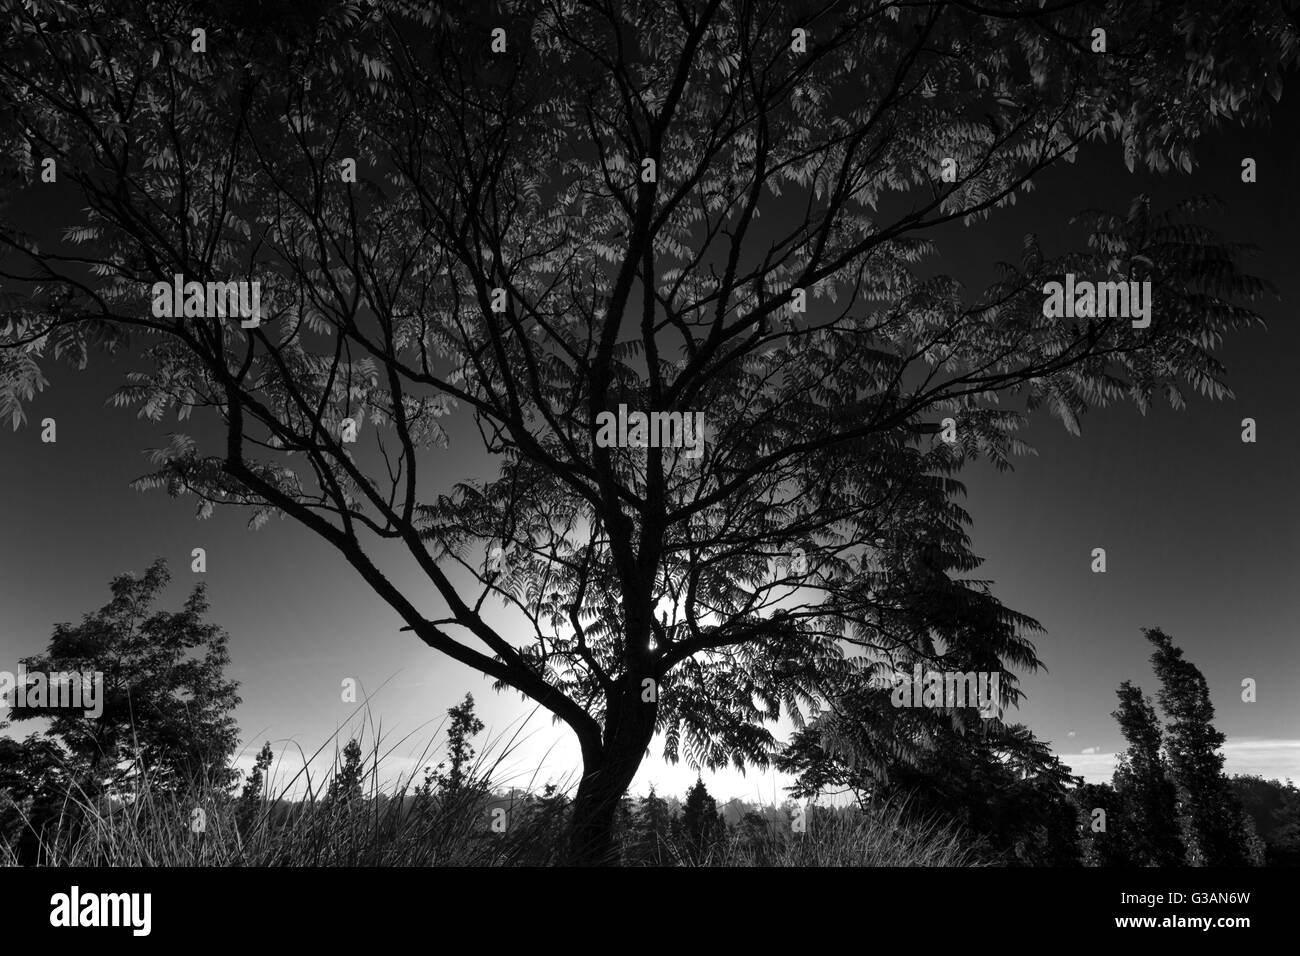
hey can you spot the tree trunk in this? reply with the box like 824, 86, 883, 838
564, 685, 656, 866
565, 755, 640, 865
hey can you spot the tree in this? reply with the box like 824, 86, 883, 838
680, 777, 725, 863
1230, 775, 1300, 867
630, 787, 675, 864
775, 513, 1080, 865
1090, 629, 1263, 867
0, 727, 73, 864
326, 739, 366, 806
612, 793, 637, 860
427, 693, 486, 797
235, 741, 276, 833
1072, 782, 1125, 867
1144, 628, 1258, 865
7, 559, 241, 797
733, 809, 777, 865
1, 0, 1292, 863
413, 692, 486, 817
782, 703, 1081, 865
1109, 681, 1183, 865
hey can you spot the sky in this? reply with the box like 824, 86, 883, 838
2, 92, 1298, 806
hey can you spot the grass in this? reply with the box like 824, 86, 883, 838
0, 721, 979, 867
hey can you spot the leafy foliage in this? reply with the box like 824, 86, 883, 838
413, 692, 486, 806
7, 558, 242, 797
325, 739, 365, 807
1108, 681, 1184, 865
234, 741, 275, 834
782, 703, 1081, 865
1144, 627, 1261, 865
679, 776, 725, 863
0, 729, 73, 864
1230, 775, 1300, 867
1082, 629, 1263, 867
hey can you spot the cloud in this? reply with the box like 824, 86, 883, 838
1056, 739, 1300, 785
1058, 751, 1118, 783
1219, 738, 1300, 783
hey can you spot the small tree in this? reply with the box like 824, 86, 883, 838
612, 794, 637, 860
234, 741, 275, 833
680, 777, 725, 863
427, 694, 486, 798
733, 809, 776, 865
782, 707, 1081, 866
630, 787, 675, 865
326, 739, 366, 807
7, 559, 241, 797
0, 727, 71, 863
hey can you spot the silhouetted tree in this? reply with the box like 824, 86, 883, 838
783, 695, 1081, 865
0, 729, 72, 863
503, 782, 572, 864
1073, 782, 1127, 867
235, 741, 275, 833
630, 787, 675, 864
733, 809, 776, 866
680, 777, 725, 863
417, 693, 486, 802
1110, 681, 1184, 865
1230, 775, 1300, 867
2, 0, 1292, 863
612, 794, 637, 862
1145, 628, 1259, 865
326, 739, 366, 806
7, 559, 240, 797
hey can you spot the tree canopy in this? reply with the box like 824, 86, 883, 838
7, 558, 242, 794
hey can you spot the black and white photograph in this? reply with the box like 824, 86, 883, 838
1, 0, 1297, 939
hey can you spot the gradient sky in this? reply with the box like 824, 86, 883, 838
2, 92, 1297, 806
